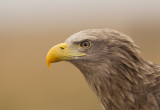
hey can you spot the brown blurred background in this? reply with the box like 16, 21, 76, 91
0, 0, 160, 110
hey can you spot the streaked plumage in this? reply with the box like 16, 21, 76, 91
46, 28, 160, 110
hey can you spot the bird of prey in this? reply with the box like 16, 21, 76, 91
46, 28, 160, 110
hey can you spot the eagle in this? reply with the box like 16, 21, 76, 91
46, 28, 160, 110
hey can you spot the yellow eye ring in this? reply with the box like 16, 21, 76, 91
79, 41, 91, 49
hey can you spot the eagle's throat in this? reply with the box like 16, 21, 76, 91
71, 59, 155, 110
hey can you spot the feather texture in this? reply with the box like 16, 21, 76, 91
67, 29, 160, 110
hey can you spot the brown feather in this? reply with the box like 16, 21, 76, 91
66, 29, 160, 110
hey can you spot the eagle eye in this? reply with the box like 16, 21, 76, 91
80, 41, 91, 49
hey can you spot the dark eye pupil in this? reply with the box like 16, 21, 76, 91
83, 42, 88, 46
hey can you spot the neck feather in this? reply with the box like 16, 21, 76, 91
71, 58, 153, 110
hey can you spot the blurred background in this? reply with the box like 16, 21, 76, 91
0, 0, 160, 110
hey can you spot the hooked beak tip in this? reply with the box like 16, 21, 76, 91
47, 61, 51, 69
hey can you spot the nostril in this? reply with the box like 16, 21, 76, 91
60, 47, 64, 50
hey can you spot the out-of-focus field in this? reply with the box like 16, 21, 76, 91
0, 0, 160, 110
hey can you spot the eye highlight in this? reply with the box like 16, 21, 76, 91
80, 41, 91, 49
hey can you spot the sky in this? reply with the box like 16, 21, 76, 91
0, 0, 160, 26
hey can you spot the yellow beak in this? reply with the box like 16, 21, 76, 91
46, 43, 86, 69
